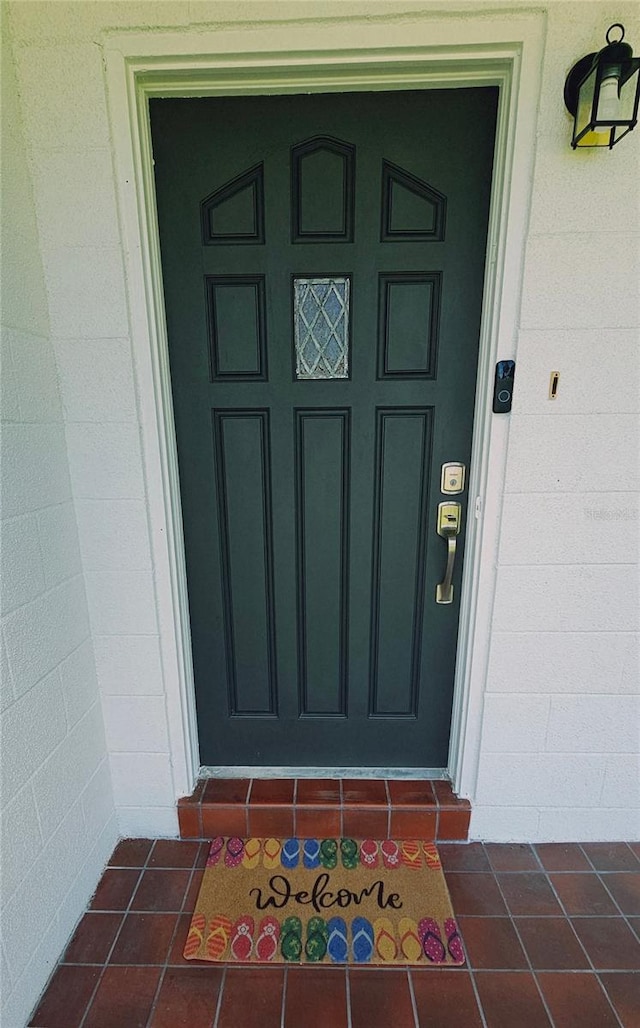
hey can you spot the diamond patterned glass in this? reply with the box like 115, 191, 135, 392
294, 277, 349, 379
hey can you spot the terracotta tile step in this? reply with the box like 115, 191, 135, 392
177, 777, 471, 842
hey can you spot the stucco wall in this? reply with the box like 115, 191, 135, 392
4, 0, 639, 855
0, 10, 118, 1027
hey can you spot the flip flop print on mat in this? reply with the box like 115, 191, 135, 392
206, 837, 224, 867
327, 916, 349, 963
380, 839, 400, 869
398, 917, 423, 962
224, 837, 244, 868
242, 838, 262, 869
206, 915, 233, 960
340, 838, 359, 869
360, 839, 379, 868
418, 917, 446, 964
281, 838, 300, 869
230, 915, 254, 960
262, 838, 281, 869
305, 916, 328, 962
352, 916, 374, 963
374, 917, 398, 962
255, 916, 280, 961
281, 916, 303, 962
445, 917, 465, 963
183, 912, 205, 958
303, 839, 321, 869
320, 838, 338, 870
401, 840, 422, 870
422, 841, 441, 869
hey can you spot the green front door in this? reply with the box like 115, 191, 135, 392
150, 89, 497, 768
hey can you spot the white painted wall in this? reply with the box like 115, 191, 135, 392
472, 0, 640, 842
0, 10, 118, 1027
4, 0, 639, 857
6, 1, 180, 838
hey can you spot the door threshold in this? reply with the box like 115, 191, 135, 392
200, 765, 448, 780
179, 775, 471, 841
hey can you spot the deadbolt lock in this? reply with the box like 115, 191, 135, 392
441, 462, 465, 495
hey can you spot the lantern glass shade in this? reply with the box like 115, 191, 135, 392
618, 66, 640, 127
569, 47, 640, 148
574, 64, 610, 146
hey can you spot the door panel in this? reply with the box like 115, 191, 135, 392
296, 408, 349, 718
213, 409, 277, 717
150, 89, 498, 767
370, 408, 431, 719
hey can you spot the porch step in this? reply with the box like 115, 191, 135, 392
177, 778, 470, 842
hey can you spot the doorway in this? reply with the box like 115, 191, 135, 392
150, 88, 497, 768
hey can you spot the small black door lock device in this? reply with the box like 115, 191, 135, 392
492, 359, 516, 413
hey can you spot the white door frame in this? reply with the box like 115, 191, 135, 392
103, 9, 546, 800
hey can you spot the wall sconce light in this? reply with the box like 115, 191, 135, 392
564, 23, 640, 148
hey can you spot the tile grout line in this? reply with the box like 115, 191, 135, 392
530, 844, 625, 1028
580, 842, 640, 937
77, 843, 154, 1028
383, 779, 391, 841
145, 963, 168, 1028
575, 844, 635, 1027
280, 965, 288, 1028
58, 960, 633, 973
405, 968, 420, 1028
582, 842, 640, 871
467, 968, 490, 1028
596, 866, 640, 935
580, 842, 640, 923
212, 965, 227, 1028
489, 859, 557, 1028
153, 843, 204, 987
345, 966, 352, 1028
245, 780, 253, 836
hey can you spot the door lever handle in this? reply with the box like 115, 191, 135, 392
436, 502, 461, 604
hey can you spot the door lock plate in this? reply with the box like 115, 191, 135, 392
436, 501, 461, 604
437, 501, 462, 537
441, 462, 465, 495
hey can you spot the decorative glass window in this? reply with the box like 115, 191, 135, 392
293, 277, 350, 379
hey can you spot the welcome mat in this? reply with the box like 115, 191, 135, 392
184, 837, 464, 966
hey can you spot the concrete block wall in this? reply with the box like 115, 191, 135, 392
3, 0, 639, 861
472, 2, 640, 841
0, 12, 117, 1026
8, 3, 181, 837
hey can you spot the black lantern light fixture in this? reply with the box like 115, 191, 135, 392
564, 23, 640, 148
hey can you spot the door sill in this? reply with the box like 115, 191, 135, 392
179, 775, 470, 841
200, 765, 448, 780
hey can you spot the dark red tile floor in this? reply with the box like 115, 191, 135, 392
29, 839, 640, 1027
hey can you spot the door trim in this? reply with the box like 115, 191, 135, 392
103, 9, 546, 800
